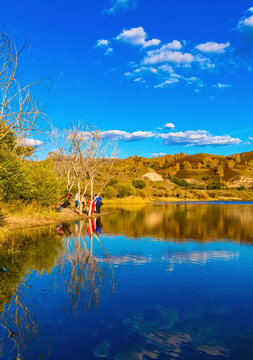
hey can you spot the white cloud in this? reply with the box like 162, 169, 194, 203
213, 83, 232, 89
154, 78, 179, 88
196, 41, 230, 54
164, 40, 182, 50
115, 27, 160, 48
21, 138, 43, 147
156, 130, 241, 146
154, 74, 199, 88
151, 152, 167, 157
96, 39, 109, 47
143, 47, 194, 65
104, 0, 136, 14
101, 130, 155, 141
105, 47, 113, 55
237, 8, 253, 31
95, 39, 113, 56
158, 64, 174, 73
164, 123, 175, 129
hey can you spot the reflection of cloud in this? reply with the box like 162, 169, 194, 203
162, 251, 239, 271
147, 332, 192, 357
97, 255, 152, 266
198, 345, 228, 357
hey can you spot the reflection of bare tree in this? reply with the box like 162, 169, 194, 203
0, 290, 38, 360
61, 219, 116, 314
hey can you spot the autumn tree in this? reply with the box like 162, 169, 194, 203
217, 164, 224, 179
227, 160, 235, 169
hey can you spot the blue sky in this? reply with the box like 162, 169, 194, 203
1, 0, 253, 158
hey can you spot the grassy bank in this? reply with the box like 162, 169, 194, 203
0, 201, 96, 232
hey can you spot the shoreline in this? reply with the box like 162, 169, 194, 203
1, 196, 253, 233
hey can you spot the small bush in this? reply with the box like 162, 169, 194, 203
172, 178, 191, 187
104, 186, 118, 199
207, 183, 223, 190
117, 183, 136, 198
132, 179, 146, 189
237, 186, 246, 191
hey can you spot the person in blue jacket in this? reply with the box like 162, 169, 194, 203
95, 194, 103, 214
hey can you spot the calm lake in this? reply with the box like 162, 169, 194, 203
1, 202, 253, 359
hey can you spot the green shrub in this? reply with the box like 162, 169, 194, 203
207, 183, 223, 190
132, 179, 146, 189
171, 178, 191, 187
104, 186, 118, 198
29, 158, 60, 206
117, 183, 136, 198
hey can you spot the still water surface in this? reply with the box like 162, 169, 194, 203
1, 202, 253, 359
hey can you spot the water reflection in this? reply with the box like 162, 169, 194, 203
0, 220, 116, 359
58, 219, 116, 313
103, 203, 253, 243
0, 204, 253, 359
0, 227, 63, 359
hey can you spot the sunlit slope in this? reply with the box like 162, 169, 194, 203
110, 151, 253, 188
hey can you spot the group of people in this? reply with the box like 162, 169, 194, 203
56, 192, 103, 215
74, 193, 103, 215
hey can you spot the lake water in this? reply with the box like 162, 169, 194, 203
1, 202, 253, 359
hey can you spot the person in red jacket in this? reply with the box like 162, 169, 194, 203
86, 198, 95, 215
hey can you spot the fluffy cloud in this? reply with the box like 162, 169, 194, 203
115, 27, 160, 48
164, 123, 176, 129
21, 138, 43, 147
162, 40, 182, 50
99, 128, 241, 147
95, 39, 113, 56
196, 41, 230, 54
156, 130, 241, 146
104, 0, 136, 14
101, 130, 155, 141
143, 48, 194, 65
237, 7, 253, 31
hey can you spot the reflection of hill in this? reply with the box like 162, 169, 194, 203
102, 204, 253, 243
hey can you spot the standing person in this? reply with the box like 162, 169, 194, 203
95, 194, 103, 214
87, 198, 96, 215
74, 193, 79, 209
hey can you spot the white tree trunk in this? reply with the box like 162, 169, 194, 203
78, 179, 82, 215
89, 178, 94, 217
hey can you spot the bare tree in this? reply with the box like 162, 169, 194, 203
71, 123, 117, 216
0, 33, 47, 154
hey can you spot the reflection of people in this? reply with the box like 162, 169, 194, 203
56, 225, 64, 235
95, 195, 103, 214
95, 217, 102, 234
87, 219, 96, 236
56, 223, 72, 236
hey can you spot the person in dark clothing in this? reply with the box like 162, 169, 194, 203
95, 195, 103, 214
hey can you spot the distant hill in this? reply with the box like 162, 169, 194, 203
109, 150, 253, 190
